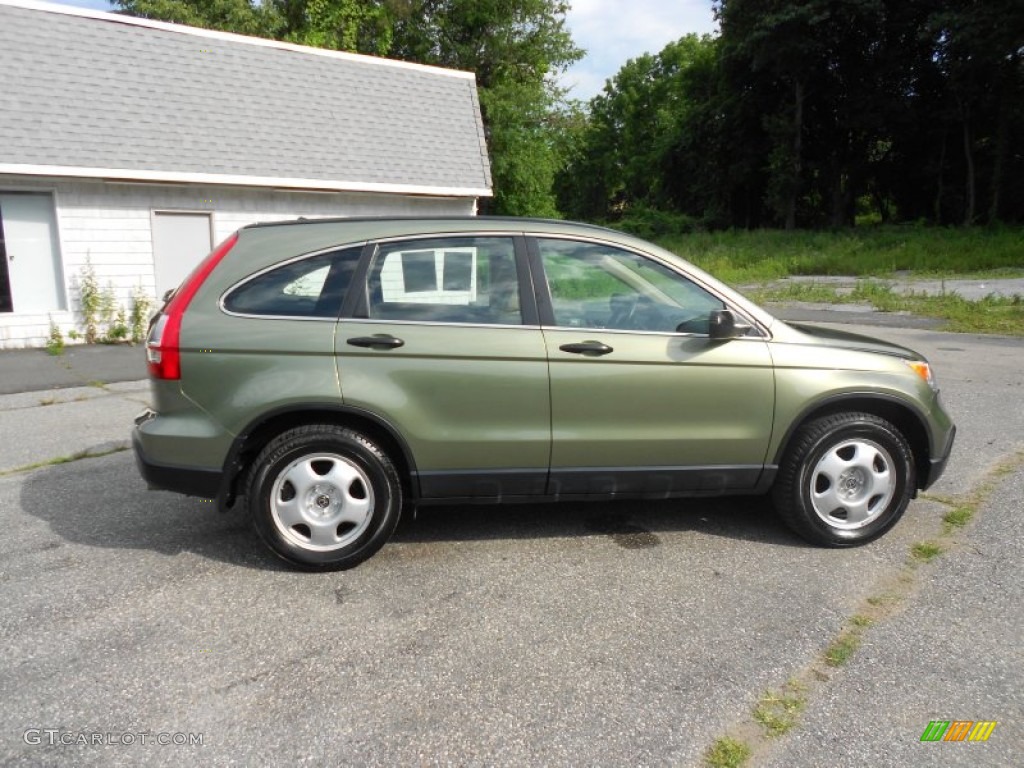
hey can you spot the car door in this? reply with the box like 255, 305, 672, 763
530, 235, 775, 496
337, 234, 551, 500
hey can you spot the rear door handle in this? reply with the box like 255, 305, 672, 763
559, 341, 613, 356
346, 335, 405, 350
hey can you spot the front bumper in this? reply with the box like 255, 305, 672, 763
921, 424, 956, 490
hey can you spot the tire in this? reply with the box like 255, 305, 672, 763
247, 425, 402, 570
772, 412, 915, 547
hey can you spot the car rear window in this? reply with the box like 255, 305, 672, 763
223, 246, 361, 318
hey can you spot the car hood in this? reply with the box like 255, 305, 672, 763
775, 321, 923, 360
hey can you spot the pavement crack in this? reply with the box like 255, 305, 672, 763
701, 449, 1024, 767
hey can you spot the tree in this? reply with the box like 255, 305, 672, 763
556, 35, 720, 223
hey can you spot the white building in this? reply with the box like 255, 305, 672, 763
0, 0, 492, 348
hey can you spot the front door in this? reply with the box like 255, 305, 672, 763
533, 236, 775, 496
0, 193, 65, 314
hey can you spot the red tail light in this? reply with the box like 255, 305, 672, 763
146, 232, 239, 380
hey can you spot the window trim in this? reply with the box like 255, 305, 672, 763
219, 241, 369, 322
348, 233, 538, 327
525, 234, 769, 340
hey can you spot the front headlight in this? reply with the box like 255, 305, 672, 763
904, 360, 938, 391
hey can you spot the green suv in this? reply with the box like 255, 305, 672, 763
133, 217, 955, 570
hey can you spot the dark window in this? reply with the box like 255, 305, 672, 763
224, 246, 361, 318
366, 237, 522, 325
442, 251, 473, 291
400, 250, 438, 293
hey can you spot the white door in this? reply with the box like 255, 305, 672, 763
152, 212, 213, 298
0, 193, 66, 314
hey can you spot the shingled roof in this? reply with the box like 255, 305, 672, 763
0, 0, 492, 197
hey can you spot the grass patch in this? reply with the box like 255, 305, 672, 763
823, 614, 875, 668
0, 445, 128, 477
943, 506, 974, 531
910, 541, 944, 563
655, 225, 1024, 285
753, 680, 807, 737
704, 737, 751, 768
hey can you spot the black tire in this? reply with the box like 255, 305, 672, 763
772, 412, 915, 547
247, 425, 402, 570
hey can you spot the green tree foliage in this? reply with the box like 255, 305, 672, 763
116, 0, 581, 216
560, 0, 1024, 229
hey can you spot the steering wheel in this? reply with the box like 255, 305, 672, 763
608, 293, 639, 328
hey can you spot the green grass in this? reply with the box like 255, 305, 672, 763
704, 737, 751, 768
747, 282, 1024, 335
654, 225, 1024, 285
910, 541, 944, 563
650, 225, 1024, 335
943, 506, 974, 531
753, 681, 807, 737
823, 615, 875, 668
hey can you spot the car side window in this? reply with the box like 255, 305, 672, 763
365, 237, 522, 325
536, 238, 724, 334
223, 246, 361, 318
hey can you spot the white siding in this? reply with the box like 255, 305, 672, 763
0, 175, 475, 348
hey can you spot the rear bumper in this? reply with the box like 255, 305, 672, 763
132, 428, 222, 498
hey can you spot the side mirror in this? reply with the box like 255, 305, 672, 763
708, 309, 737, 340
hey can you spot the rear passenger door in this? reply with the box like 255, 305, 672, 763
337, 235, 551, 500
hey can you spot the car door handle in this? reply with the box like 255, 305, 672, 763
346, 335, 405, 350
559, 341, 613, 356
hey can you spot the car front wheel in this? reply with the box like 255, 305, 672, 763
247, 425, 402, 570
772, 412, 915, 546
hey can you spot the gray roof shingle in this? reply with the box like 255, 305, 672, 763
0, 1, 492, 195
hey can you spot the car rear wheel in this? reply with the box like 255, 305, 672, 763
772, 412, 915, 546
247, 425, 402, 570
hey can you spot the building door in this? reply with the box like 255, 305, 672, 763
0, 193, 65, 314
152, 212, 213, 298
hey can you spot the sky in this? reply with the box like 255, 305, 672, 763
51, 0, 719, 101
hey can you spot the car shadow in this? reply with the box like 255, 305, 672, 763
394, 494, 805, 550
18, 453, 806, 572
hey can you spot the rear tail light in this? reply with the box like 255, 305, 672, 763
146, 232, 239, 380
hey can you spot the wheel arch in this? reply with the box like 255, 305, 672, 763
773, 394, 932, 490
220, 405, 419, 507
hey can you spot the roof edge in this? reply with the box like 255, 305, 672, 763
0, 0, 477, 81
0, 164, 492, 199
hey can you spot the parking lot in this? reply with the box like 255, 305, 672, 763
1, 322, 1021, 766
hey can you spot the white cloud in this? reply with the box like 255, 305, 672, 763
560, 0, 718, 100
52, 0, 114, 9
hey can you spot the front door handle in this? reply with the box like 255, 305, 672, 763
346, 335, 405, 350
559, 341, 613, 356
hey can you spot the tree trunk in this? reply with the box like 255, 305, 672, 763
786, 79, 804, 231
988, 69, 1011, 224
961, 104, 975, 226
934, 132, 946, 224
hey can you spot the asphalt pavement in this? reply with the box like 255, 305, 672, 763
0, 314, 1021, 766
0, 344, 147, 395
